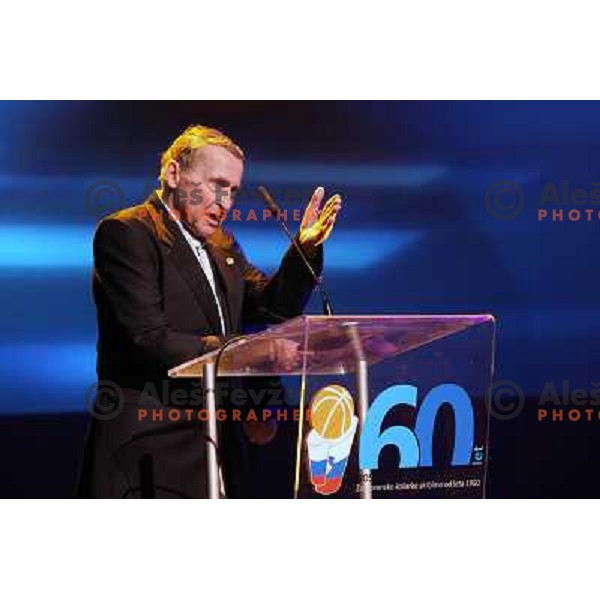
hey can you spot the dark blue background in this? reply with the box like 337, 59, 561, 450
0, 101, 597, 497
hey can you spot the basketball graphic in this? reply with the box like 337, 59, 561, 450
310, 384, 355, 439
307, 384, 358, 495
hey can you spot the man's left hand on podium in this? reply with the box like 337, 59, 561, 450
243, 419, 278, 446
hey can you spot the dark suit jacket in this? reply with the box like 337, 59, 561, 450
77, 192, 323, 498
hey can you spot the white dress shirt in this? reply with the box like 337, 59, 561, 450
160, 199, 227, 336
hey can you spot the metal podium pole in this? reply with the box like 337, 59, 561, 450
355, 358, 372, 499
202, 361, 220, 499
346, 323, 373, 499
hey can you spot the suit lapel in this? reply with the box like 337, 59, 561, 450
146, 193, 223, 335
205, 243, 243, 333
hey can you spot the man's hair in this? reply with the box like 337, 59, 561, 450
159, 124, 245, 185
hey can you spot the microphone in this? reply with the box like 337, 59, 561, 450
258, 186, 333, 316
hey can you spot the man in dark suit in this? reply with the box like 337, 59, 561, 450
77, 125, 341, 498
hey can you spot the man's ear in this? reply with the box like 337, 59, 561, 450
164, 160, 180, 190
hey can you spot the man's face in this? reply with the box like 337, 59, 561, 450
170, 145, 243, 241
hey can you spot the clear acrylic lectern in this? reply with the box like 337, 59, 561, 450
169, 314, 496, 499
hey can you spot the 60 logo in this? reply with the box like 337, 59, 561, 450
359, 383, 476, 470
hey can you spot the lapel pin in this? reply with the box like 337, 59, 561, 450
226, 257, 234, 265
